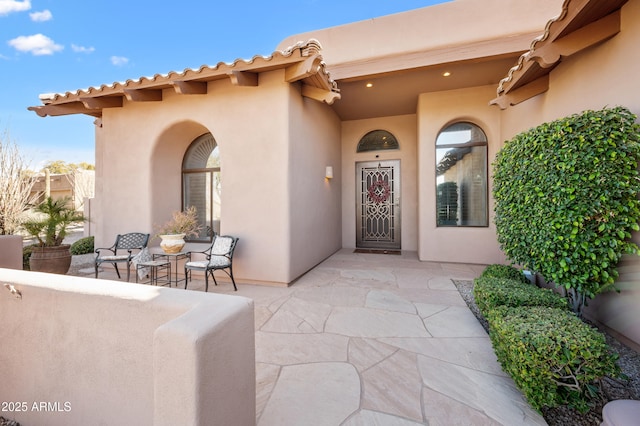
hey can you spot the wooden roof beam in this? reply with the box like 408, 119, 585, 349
124, 89, 162, 102
172, 81, 208, 94
80, 96, 123, 109
490, 75, 549, 109
27, 103, 101, 117
301, 84, 341, 105
227, 71, 258, 87
285, 55, 323, 83
530, 10, 621, 68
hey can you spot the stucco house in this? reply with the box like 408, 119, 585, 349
30, 169, 95, 210
28, 0, 639, 343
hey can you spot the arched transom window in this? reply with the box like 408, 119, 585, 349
182, 133, 221, 242
357, 129, 399, 152
435, 122, 488, 227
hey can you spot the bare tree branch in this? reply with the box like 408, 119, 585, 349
0, 129, 37, 235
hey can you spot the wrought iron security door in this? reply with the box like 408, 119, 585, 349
356, 160, 401, 249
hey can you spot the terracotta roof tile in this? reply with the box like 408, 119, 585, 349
30, 39, 339, 116
492, 0, 627, 108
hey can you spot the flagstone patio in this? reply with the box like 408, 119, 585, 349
82, 248, 547, 425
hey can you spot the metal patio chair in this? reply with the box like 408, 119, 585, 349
95, 232, 150, 282
184, 235, 239, 291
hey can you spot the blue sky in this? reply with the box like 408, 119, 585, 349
0, 0, 447, 170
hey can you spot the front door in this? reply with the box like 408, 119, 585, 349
356, 160, 401, 249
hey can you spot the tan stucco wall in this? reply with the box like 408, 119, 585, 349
498, 0, 640, 348
341, 115, 418, 250
92, 69, 341, 285
277, 0, 562, 68
288, 84, 342, 280
418, 85, 506, 265
0, 269, 255, 426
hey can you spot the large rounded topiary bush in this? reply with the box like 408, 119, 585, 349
493, 106, 640, 313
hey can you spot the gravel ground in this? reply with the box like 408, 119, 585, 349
453, 279, 640, 426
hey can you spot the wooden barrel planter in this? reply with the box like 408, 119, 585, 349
29, 244, 72, 275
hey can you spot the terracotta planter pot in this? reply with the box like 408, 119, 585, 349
29, 244, 72, 275
159, 234, 186, 254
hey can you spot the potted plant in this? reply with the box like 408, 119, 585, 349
155, 206, 202, 253
21, 196, 85, 274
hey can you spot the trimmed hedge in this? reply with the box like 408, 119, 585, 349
70, 236, 94, 255
479, 264, 528, 283
473, 276, 567, 317
486, 306, 619, 412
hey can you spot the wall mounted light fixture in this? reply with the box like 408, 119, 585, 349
325, 166, 334, 179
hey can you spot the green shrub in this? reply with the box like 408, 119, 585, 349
474, 276, 567, 317
479, 264, 528, 283
493, 106, 640, 313
486, 306, 619, 412
22, 244, 36, 270
70, 236, 94, 255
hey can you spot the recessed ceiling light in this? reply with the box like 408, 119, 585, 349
443, 72, 451, 77
366, 82, 373, 88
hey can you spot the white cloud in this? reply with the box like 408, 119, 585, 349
29, 9, 51, 22
0, 0, 31, 16
110, 55, 129, 66
8, 33, 63, 55
72, 44, 95, 54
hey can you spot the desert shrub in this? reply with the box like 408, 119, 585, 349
493, 106, 640, 314
486, 306, 619, 412
479, 264, 528, 283
22, 244, 36, 270
473, 276, 567, 317
70, 236, 94, 255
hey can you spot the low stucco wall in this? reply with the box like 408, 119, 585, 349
0, 235, 23, 270
0, 269, 255, 426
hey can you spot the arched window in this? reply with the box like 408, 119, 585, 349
435, 122, 488, 227
182, 133, 221, 242
356, 129, 399, 152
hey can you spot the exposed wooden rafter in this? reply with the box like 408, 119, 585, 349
27, 103, 101, 118
285, 55, 323, 83
124, 89, 163, 102
227, 71, 258, 87
172, 81, 208, 95
301, 85, 341, 105
490, 75, 549, 109
80, 96, 123, 109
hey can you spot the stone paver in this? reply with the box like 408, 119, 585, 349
258, 362, 360, 426
343, 410, 425, 426
361, 349, 424, 421
366, 290, 416, 314
75, 248, 547, 425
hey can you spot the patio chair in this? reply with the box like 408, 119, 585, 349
95, 232, 150, 282
184, 235, 239, 291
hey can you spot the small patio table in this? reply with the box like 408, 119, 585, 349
135, 259, 171, 287
153, 251, 191, 287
